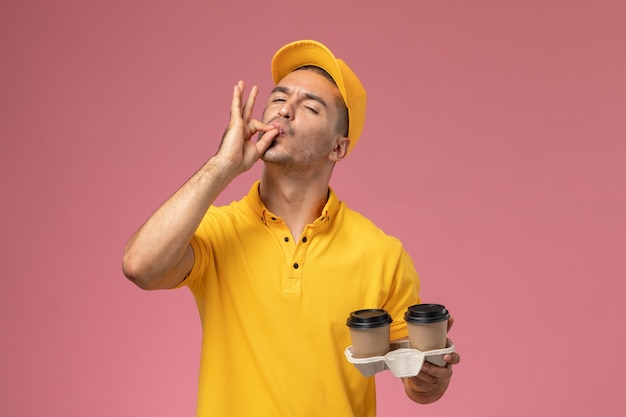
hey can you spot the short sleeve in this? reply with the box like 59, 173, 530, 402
384, 247, 421, 341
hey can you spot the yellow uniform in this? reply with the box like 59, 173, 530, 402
181, 181, 420, 416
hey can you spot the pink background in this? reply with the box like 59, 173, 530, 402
2, 1, 625, 416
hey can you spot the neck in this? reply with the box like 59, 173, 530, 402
259, 167, 331, 239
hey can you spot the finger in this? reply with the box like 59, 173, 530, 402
242, 85, 259, 122
411, 369, 439, 386
420, 361, 453, 380
403, 375, 430, 393
249, 119, 277, 135
447, 316, 454, 332
444, 352, 460, 365
230, 81, 244, 120
250, 119, 277, 145
256, 128, 278, 154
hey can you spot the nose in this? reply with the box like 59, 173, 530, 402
278, 106, 291, 119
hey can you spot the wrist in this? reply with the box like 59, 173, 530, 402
202, 155, 240, 187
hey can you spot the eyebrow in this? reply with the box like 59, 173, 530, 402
271, 86, 328, 108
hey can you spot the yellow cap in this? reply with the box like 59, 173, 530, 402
271, 40, 367, 155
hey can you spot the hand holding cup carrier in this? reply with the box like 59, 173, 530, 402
345, 304, 456, 377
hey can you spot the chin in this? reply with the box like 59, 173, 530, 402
260, 152, 278, 163
261, 149, 292, 165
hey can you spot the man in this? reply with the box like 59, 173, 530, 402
123, 39, 460, 416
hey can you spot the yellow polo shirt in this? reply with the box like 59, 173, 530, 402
183, 181, 420, 417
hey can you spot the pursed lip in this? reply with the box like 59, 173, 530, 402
268, 118, 288, 135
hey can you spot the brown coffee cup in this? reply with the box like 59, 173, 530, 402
346, 309, 393, 358
404, 304, 449, 357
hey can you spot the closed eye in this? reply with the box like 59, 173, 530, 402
305, 106, 319, 114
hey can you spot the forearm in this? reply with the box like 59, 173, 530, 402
122, 156, 237, 289
123, 81, 276, 289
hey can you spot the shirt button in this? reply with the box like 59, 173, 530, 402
301, 237, 307, 243
284, 237, 290, 242
293, 263, 299, 269
271, 217, 277, 221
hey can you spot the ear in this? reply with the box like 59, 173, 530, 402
329, 136, 350, 162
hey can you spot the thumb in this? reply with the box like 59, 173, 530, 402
254, 123, 278, 154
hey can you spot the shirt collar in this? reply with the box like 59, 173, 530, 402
245, 180, 340, 226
